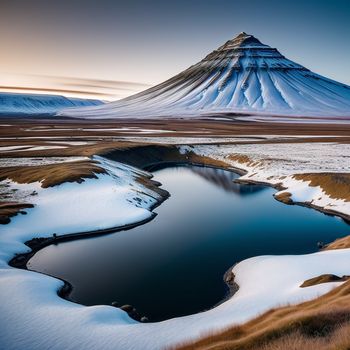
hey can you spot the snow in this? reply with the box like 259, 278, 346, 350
0, 145, 34, 152
0, 157, 89, 168
0, 150, 350, 349
59, 33, 350, 120
46, 141, 95, 146
0, 145, 67, 153
0, 92, 102, 116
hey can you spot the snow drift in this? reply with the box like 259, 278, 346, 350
59, 32, 350, 120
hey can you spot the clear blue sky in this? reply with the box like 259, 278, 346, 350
1, 0, 349, 87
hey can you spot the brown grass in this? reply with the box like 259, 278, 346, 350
0, 202, 34, 224
258, 323, 350, 350
293, 173, 350, 202
0, 160, 106, 188
324, 235, 350, 250
274, 192, 293, 204
227, 154, 251, 165
300, 274, 350, 288
188, 153, 232, 170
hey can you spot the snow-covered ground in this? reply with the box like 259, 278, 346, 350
1, 146, 350, 349
0, 156, 162, 248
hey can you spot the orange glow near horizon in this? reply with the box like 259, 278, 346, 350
0, 73, 150, 101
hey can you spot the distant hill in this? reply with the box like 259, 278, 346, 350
0, 92, 103, 116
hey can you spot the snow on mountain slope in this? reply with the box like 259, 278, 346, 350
0, 92, 102, 116
59, 32, 350, 120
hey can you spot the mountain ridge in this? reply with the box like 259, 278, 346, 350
59, 33, 350, 120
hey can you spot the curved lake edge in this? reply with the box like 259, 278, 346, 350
8, 145, 350, 322
10, 158, 249, 321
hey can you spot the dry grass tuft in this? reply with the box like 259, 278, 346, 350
274, 191, 293, 204
300, 274, 350, 288
187, 153, 232, 170
0, 202, 34, 224
293, 173, 350, 202
324, 235, 350, 250
227, 154, 251, 165
0, 160, 106, 188
259, 323, 350, 350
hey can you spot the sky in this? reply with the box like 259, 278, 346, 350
0, 0, 349, 100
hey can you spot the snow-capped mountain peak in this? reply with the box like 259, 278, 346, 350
59, 32, 350, 120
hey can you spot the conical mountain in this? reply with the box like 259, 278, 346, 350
60, 32, 350, 119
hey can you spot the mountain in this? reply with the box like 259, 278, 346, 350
59, 32, 350, 120
0, 92, 102, 117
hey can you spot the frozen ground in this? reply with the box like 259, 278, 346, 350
0, 145, 349, 349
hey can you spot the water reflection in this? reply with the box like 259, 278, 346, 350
189, 166, 266, 195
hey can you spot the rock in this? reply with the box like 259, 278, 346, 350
140, 316, 149, 323
317, 241, 324, 249
120, 304, 134, 313
111, 301, 120, 308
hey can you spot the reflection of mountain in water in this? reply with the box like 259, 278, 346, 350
189, 166, 266, 196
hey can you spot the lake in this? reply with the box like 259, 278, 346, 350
27, 165, 350, 322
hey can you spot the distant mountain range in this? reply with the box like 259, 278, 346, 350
0, 92, 102, 117
59, 32, 350, 120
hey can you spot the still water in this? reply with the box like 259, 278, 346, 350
27, 165, 349, 321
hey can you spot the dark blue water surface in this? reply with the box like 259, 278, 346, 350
27, 165, 350, 321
